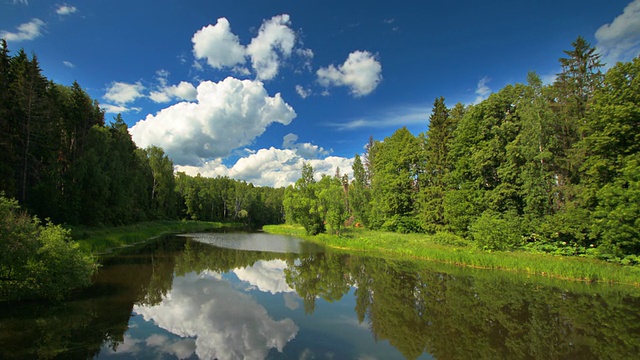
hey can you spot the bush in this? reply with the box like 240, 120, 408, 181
381, 215, 425, 234
470, 210, 522, 251
0, 195, 97, 301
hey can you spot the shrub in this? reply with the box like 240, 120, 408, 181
381, 215, 425, 234
470, 210, 522, 251
0, 195, 97, 301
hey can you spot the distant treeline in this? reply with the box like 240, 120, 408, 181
285, 37, 640, 263
0, 39, 284, 228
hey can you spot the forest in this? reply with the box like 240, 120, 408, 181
0, 39, 283, 300
284, 37, 640, 264
1, 36, 639, 300
0, 39, 284, 228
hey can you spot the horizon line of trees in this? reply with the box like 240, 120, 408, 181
0, 39, 285, 230
285, 37, 640, 263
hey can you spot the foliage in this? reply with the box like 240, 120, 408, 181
0, 194, 97, 301
381, 215, 424, 234
469, 210, 522, 251
264, 224, 640, 286
283, 38, 640, 263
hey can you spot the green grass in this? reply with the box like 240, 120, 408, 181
263, 224, 640, 286
70, 220, 243, 253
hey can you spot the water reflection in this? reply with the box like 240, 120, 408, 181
1, 233, 639, 360
133, 271, 298, 360
181, 232, 324, 254
234, 259, 295, 294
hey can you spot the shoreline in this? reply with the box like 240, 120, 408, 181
263, 224, 640, 286
71, 220, 245, 254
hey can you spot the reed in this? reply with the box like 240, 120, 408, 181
263, 225, 640, 286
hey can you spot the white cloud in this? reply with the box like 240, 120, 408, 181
282, 133, 328, 158
62, 60, 74, 68
0, 18, 45, 42
473, 76, 491, 104
192, 17, 246, 69
56, 4, 77, 16
295, 48, 314, 72
133, 272, 299, 360
295, 85, 311, 99
317, 51, 382, 97
11, 0, 28, 5
247, 14, 296, 80
595, 0, 640, 65
130, 77, 296, 165
175, 147, 353, 188
328, 105, 430, 130
149, 81, 197, 103
192, 15, 297, 81
100, 104, 141, 114
104, 81, 145, 105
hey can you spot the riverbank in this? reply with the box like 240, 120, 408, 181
263, 224, 640, 286
70, 220, 244, 253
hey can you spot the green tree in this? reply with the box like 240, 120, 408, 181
580, 57, 640, 257
419, 97, 459, 232
283, 163, 325, 235
317, 174, 349, 234
145, 145, 177, 219
369, 127, 422, 229
551, 36, 604, 200
349, 153, 371, 226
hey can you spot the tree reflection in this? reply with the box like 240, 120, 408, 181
2, 235, 639, 359
0, 235, 184, 359
283, 252, 640, 359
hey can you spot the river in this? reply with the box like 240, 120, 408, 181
1, 232, 639, 359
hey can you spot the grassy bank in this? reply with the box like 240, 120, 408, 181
70, 220, 243, 253
263, 224, 640, 286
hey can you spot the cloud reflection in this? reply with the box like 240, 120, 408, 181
233, 260, 294, 294
133, 272, 298, 360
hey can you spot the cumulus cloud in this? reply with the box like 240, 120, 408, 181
317, 51, 382, 97
192, 15, 298, 80
104, 81, 145, 105
175, 147, 353, 188
473, 76, 491, 104
149, 81, 197, 103
130, 77, 296, 165
295, 85, 311, 99
295, 48, 314, 72
282, 133, 328, 158
0, 18, 45, 42
56, 4, 77, 16
100, 103, 141, 114
247, 14, 296, 80
133, 272, 298, 360
192, 17, 246, 70
595, 0, 640, 65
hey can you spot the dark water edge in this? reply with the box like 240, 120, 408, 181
1, 233, 639, 359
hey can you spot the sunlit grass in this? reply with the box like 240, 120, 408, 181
263, 224, 640, 286
70, 220, 243, 253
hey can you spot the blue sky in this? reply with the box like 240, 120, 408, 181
2, 0, 640, 187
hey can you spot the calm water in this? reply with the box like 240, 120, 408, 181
1, 232, 639, 359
